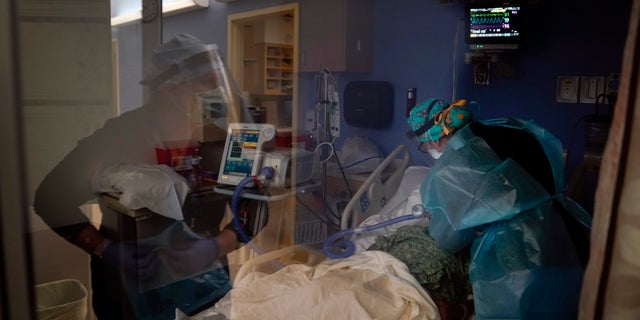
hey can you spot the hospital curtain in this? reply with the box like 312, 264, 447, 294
579, 0, 640, 318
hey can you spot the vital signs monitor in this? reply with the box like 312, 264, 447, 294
217, 123, 275, 186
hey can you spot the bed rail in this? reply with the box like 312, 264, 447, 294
340, 144, 412, 230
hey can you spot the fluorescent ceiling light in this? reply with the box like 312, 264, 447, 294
111, 0, 208, 26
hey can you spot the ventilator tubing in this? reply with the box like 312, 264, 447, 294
231, 167, 275, 255
323, 205, 427, 259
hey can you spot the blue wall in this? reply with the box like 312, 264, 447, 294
337, 0, 631, 174
114, 0, 632, 175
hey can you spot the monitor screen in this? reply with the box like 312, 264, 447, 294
217, 123, 275, 186
465, 1, 522, 50
222, 128, 261, 178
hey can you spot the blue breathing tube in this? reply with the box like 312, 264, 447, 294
231, 167, 275, 250
322, 204, 428, 259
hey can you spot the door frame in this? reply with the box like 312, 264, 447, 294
227, 3, 299, 132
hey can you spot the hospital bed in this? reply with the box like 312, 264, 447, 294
181, 118, 593, 320
179, 144, 451, 319
237, 143, 412, 277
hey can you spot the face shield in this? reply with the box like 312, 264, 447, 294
405, 130, 439, 156
141, 34, 251, 128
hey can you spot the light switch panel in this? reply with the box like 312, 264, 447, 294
579, 76, 605, 104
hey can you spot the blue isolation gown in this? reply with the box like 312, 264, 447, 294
421, 117, 591, 320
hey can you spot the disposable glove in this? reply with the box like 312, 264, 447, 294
102, 241, 160, 280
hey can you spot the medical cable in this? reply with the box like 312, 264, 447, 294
231, 166, 275, 254
322, 204, 428, 259
295, 194, 340, 231
320, 196, 342, 222
330, 150, 355, 198
313, 140, 356, 198
314, 141, 354, 194
311, 140, 351, 222
314, 141, 335, 163
341, 156, 383, 170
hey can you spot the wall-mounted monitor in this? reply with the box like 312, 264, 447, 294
465, 1, 522, 50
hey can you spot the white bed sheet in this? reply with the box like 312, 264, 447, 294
178, 251, 440, 320
176, 165, 436, 320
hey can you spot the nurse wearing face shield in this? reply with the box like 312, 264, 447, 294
141, 33, 248, 131
33, 34, 249, 319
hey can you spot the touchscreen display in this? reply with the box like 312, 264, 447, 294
221, 128, 261, 178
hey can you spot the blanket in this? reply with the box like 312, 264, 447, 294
182, 251, 440, 320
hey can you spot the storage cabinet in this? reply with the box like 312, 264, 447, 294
248, 43, 294, 96
299, 0, 373, 72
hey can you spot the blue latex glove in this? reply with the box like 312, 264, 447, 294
102, 241, 159, 280
165, 237, 220, 276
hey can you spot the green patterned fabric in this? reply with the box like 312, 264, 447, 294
368, 225, 471, 302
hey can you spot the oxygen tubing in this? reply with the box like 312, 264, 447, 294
322, 205, 428, 259
231, 167, 275, 255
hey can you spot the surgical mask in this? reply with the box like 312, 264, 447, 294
416, 142, 442, 160
427, 148, 443, 159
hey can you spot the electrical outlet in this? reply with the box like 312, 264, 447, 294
305, 109, 315, 131
330, 103, 340, 138
556, 76, 579, 103
579, 76, 605, 104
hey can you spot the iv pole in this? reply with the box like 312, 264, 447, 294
313, 69, 339, 225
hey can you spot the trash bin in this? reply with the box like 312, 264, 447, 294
35, 279, 87, 320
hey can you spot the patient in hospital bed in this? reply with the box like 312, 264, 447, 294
185, 97, 588, 320
178, 166, 445, 320
353, 165, 473, 320
180, 101, 477, 320
180, 163, 471, 320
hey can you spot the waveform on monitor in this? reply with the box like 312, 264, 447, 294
470, 16, 509, 25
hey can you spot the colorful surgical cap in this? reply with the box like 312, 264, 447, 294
407, 98, 474, 142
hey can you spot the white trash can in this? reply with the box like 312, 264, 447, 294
35, 279, 88, 320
